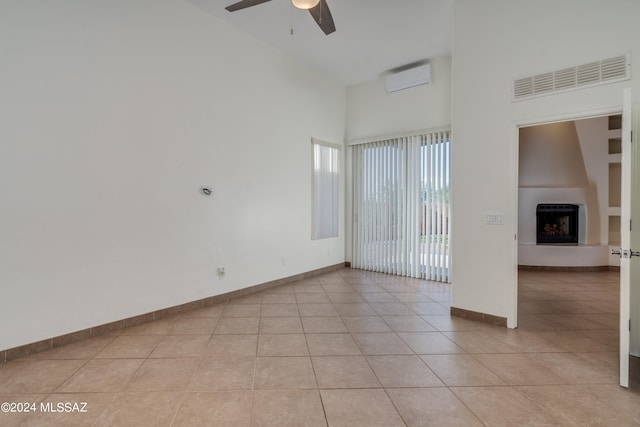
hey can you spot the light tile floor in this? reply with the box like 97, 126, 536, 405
1, 268, 640, 426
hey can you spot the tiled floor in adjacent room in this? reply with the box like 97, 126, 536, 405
1, 268, 640, 426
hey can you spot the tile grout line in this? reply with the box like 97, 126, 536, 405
297, 295, 330, 427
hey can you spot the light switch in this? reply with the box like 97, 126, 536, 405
485, 212, 504, 225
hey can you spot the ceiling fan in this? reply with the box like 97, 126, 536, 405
225, 0, 336, 35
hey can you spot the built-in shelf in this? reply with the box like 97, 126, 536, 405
606, 115, 622, 255
609, 162, 621, 207
608, 215, 621, 246
608, 207, 621, 216
609, 114, 622, 130
608, 137, 622, 155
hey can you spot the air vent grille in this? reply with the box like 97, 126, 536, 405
513, 54, 630, 101
554, 67, 576, 90
514, 77, 533, 99
601, 55, 628, 80
533, 72, 553, 94
576, 61, 600, 85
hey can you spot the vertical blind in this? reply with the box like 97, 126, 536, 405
312, 139, 340, 240
351, 131, 450, 282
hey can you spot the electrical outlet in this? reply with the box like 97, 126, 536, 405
216, 267, 225, 279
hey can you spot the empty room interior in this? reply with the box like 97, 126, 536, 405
2, 0, 640, 426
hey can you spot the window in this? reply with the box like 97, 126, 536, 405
351, 130, 450, 282
312, 138, 340, 239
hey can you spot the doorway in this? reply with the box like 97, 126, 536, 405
515, 112, 638, 387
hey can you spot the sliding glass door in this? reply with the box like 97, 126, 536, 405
351, 131, 450, 282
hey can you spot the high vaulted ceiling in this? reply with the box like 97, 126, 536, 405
187, 0, 453, 86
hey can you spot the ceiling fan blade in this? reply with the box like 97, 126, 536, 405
225, 0, 272, 12
308, 0, 336, 35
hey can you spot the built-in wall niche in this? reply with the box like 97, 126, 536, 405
608, 137, 622, 154
609, 215, 621, 246
609, 162, 621, 207
607, 113, 622, 266
609, 114, 622, 130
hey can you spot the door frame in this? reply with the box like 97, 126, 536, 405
511, 105, 623, 327
619, 88, 632, 387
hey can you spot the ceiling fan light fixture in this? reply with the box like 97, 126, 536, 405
291, 0, 319, 10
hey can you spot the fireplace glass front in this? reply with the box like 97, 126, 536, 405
536, 204, 579, 245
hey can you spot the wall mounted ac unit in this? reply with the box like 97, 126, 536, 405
385, 64, 432, 93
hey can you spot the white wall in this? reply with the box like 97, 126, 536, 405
519, 122, 589, 188
451, 0, 640, 326
0, 0, 346, 350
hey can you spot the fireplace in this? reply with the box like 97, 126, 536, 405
536, 204, 579, 245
